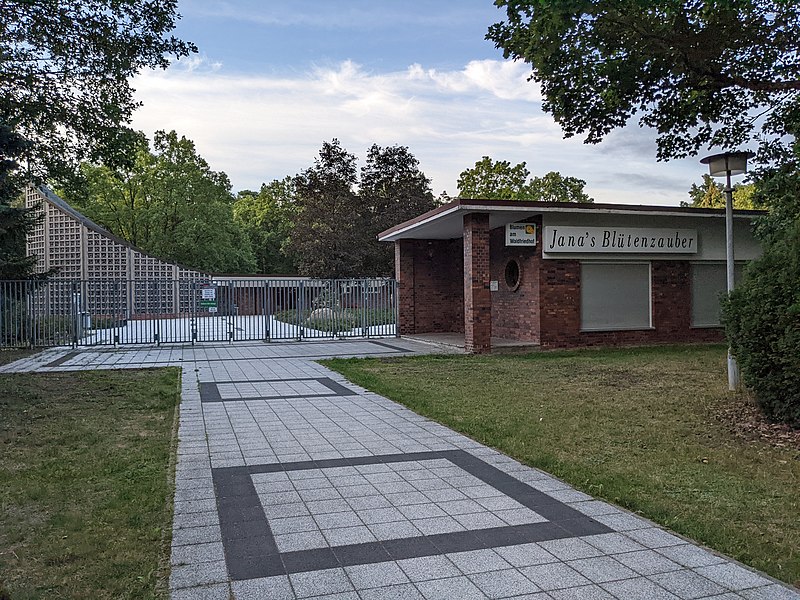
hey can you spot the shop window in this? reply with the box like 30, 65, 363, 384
691, 263, 743, 327
504, 259, 521, 291
581, 262, 651, 331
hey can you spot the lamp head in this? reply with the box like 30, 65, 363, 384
700, 151, 754, 178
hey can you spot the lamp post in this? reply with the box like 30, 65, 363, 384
699, 151, 753, 391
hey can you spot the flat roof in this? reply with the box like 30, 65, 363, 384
378, 198, 766, 242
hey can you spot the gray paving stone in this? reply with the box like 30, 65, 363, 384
446, 549, 513, 575
650, 569, 728, 599
625, 528, 686, 549
231, 575, 294, 599
592, 512, 651, 531
415, 576, 488, 600
656, 545, 726, 568
582, 532, 647, 555
307, 592, 360, 600
314, 510, 364, 529
368, 519, 422, 540
173, 509, 219, 530
469, 568, 542, 598
539, 538, 605, 561
345, 561, 410, 590
275, 530, 328, 552
171, 524, 222, 546
412, 515, 465, 535
322, 524, 377, 546
271, 515, 320, 535
520, 563, 592, 591
694, 563, 773, 591
494, 543, 557, 568
613, 549, 683, 576
171, 582, 231, 600
548, 585, 617, 600
360, 507, 406, 524
600, 577, 680, 600
566, 556, 638, 584
169, 559, 228, 590
453, 512, 507, 530
357, 584, 425, 599
171, 541, 225, 566
290, 567, 355, 598
740, 584, 800, 599
397, 555, 462, 582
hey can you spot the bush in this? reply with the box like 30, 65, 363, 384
723, 203, 800, 427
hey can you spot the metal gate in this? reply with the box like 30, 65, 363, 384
0, 278, 398, 348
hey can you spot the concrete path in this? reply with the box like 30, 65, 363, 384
3, 340, 798, 600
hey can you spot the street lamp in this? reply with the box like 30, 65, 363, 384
699, 151, 754, 391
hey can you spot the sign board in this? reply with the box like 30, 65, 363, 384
200, 300, 217, 308
505, 222, 537, 246
208, 306, 218, 313
543, 226, 698, 254
201, 286, 216, 300
489, 280, 499, 292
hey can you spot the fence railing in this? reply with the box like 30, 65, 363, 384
0, 278, 398, 348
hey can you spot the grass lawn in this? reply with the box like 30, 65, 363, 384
323, 344, 800, 587
0, 368, 181, 599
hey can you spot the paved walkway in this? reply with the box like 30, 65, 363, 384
3, 340, 798, 600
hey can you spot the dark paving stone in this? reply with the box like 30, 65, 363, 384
214, 450, 612, 579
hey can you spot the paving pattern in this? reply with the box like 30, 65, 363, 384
3, 340, 799, 600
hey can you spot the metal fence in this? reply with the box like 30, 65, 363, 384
0, 278, 398, 348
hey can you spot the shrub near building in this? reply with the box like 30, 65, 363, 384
723, 172, 800, 427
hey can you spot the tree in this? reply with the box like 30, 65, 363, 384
2, 1, 196, 180
457, 157, 531, 199
458, 157, 593, 202
722, 159, 800, 426
681, 175, 756, 209
487, 2, 800, 160
64, 131, 256, 274
360, 144, 438, 275
528, 171, 593, 203
233, 179, 298, 274
287, 140, 364, 278
0, 122, 38, 279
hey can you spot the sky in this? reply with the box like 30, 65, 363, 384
129, 0, 709, 206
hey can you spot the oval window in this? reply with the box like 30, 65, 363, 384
504, 259, 521, 291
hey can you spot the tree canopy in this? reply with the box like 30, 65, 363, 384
286, 140, 364, 279
1, 0, 195, 178
457, 157, 531, 199
233, 179, 298, 275
360, 144, 437, 275
457, 157, 593, 202
681, 175, 755, 210
286, 140, 438, 278
488, 1, 800, 161
65, 131, 256, 274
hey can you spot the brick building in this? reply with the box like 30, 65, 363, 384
379, 199, 763, 353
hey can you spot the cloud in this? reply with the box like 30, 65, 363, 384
130, 59, 700, 205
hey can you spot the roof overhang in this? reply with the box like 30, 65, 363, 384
378, 198, 765, 242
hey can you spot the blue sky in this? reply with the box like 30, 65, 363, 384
130, 0, 707, 205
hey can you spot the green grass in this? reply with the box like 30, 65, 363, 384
0, 368, 181, 599
323, 344, 800, 587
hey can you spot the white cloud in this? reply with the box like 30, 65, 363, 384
130, 59, 701, 204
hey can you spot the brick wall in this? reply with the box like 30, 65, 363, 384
489, 219, 541, 343
395, 238, 463, 335
537, 259, 725, 348
464, 213, 491, 353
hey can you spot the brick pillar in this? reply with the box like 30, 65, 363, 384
463, 213, 491, 353
395, 240, 415, 335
